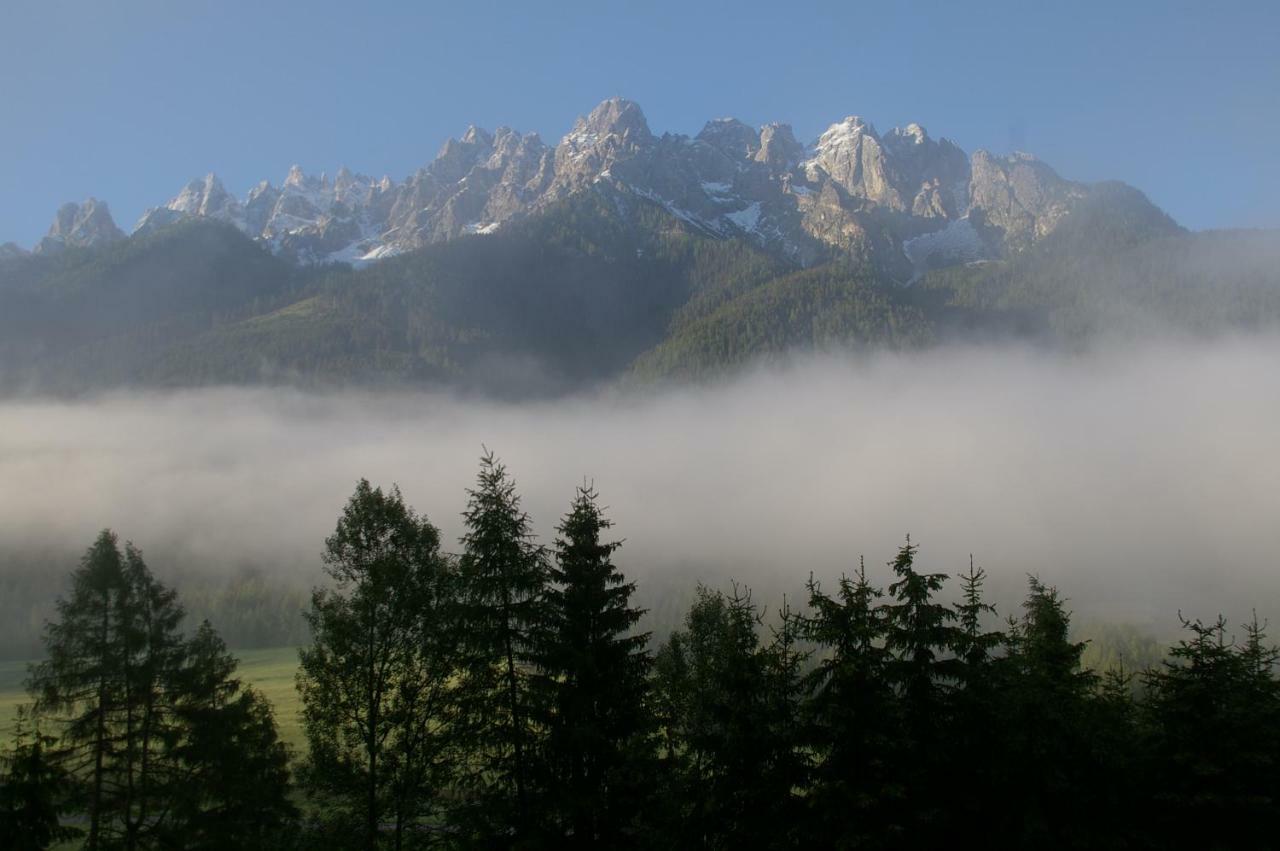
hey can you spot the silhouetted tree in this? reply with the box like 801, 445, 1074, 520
454, 450, 549, 845
28, 530, 294, 850
0, 709, 81, 850
995, 576, 1098, 848
298, 479, 458, 850
652, 584, 799, 850
530, 484, 653, 848
1143, 612, 1280, 849
161, 622, 296, 850
800, 561, 899, 846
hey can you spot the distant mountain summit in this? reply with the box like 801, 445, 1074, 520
33, 198, 126, 254
21, 98, 1177, 276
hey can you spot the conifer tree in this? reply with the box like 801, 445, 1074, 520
799, 561, 898, 846
651, 584, 798, 849
28, 531, 187, 850
1143, 613, 1280, 848
0, 709, 81, 851
946, 558, 1005, 830
531, 484, 652, 848
29, 530, 295, 849
454, 450, 549, 843
164, 622, 296, 851
881, 537, 961, 839
997, 576, 1098, 847
297, 479, 458, 851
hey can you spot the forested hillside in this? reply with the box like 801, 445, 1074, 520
2, 186, 1278, 395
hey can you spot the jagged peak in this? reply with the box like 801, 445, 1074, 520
35, 197, 124, 253
817, 115, 878, 147
755, 122, 803, 167
887, 123, 930, 145
576, 96, 651, 141
696, 117, 759, 158
461, 124, 494, 146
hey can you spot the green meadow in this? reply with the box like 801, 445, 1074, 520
0, 646, 306, 754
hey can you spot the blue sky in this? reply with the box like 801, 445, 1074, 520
1, 0, 1276, 246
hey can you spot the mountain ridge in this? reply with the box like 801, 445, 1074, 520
16, 98, 1178, 278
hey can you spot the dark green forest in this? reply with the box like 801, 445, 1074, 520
4, 453, 1278, 850
3, 191, 1278, 396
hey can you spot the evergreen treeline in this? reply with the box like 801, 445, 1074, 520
4, 454, 1279, 849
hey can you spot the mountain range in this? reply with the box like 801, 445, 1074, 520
7, 98, 1167, 276
1, 98, 1277, 395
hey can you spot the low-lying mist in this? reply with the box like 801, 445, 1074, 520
3, 334, 1279, 643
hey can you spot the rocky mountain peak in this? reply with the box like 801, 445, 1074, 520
0, 241, 28, 260
284, 165, 330, 191
461, 125, 494, 147
804, 115, 900, 208
697, 118, 760, 159
171, 173, 238, 218
755, 123, 803, 169
818, 115, 877, 146
968, 149, 1084, 252
35, 198, 125, 254
578, 96, 652, 143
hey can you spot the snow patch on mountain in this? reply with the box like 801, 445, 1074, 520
901, 217, 987, 283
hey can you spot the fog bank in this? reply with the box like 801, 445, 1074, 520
2, 335, 1278, 631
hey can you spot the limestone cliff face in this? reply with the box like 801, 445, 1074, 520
968, 150, 1086, 253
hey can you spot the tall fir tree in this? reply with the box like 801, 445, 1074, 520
530, 484, 653, 848
1143, 613, 1280, 848
799, 561, 899, 846
454, 450, 549, 845
996, 576, 1099, 848
946, 558, 1006, 831
163, 622, 296, 851
652, 584, 799, 850
297, 479, 458, 851
881, 537, 962, 840
27, 531, 186, 850
28, 530, 294, 850
0, 709, 81, 851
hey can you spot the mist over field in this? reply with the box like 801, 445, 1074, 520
2, 333, 1277, 638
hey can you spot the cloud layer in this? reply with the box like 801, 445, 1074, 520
2, 335, 1278, 632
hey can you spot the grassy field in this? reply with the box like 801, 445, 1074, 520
0, 646, 306, 754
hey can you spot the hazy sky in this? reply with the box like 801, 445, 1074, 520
1, 0, 1277, 246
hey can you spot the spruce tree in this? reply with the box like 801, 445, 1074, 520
28, 531, 187, 850
0, 709, 81, 850
297, 479, 458, 850
531, 484, 652, 848
799, 561, 898, 846
1143, 613, 1280, 848
881, 537, 961, 840
653, 584, 801, 850
946, 558, 1005, 832
996, 576, 1098, 847
28, 530, 295, 849
454, 450, 549, 843
164, 622, 296, 850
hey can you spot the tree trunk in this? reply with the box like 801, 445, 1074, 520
88, 595, 109, 851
